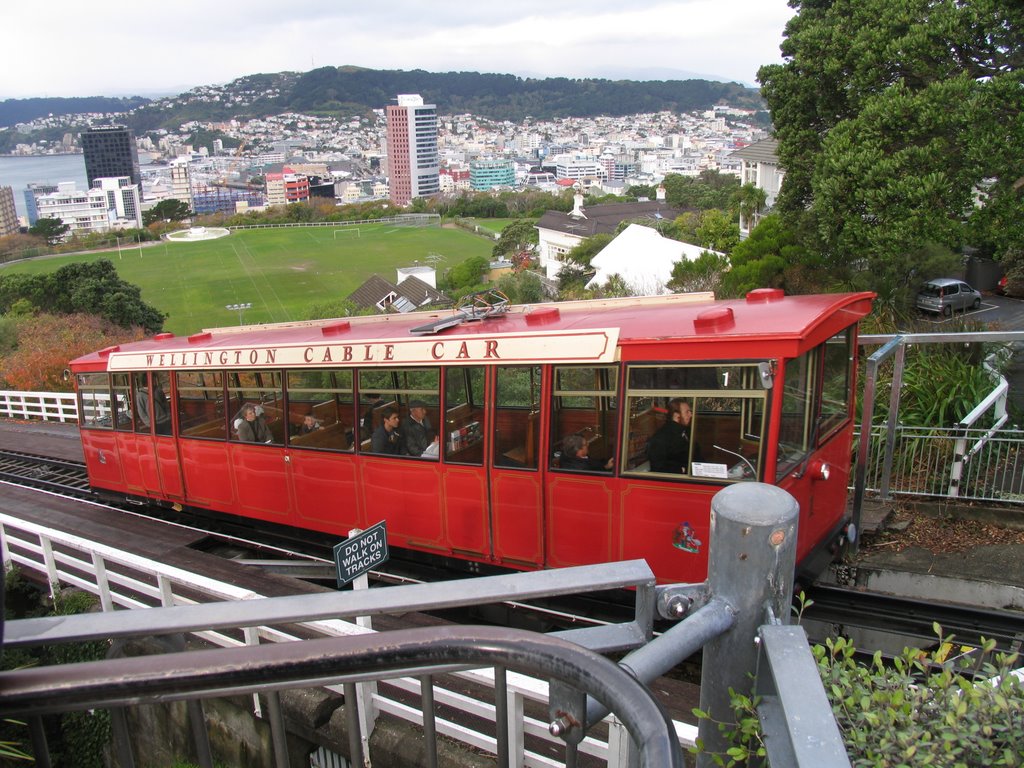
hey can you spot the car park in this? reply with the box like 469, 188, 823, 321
915, 278, 982, 316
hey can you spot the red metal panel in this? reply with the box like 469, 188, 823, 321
288, 450, 361, 533
442, 467, 489, 557
545, 475, 615, 568
179, 440, 235, 509
155, 437, 185, 501
490, 471, 543, 567
359, 459, 445, 550
618, 483, 716, 584
80, 430, 125, 492
229, 445, 290, 521
114, 433, 148, 494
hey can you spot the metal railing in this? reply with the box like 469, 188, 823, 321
856, 424, 1024, 503
1, 483, 850, 767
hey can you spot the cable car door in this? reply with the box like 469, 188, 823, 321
488, 365, 545, 568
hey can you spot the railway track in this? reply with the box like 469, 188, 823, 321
4, 448, 1024, 653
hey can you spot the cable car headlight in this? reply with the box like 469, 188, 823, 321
809, 459, 831, 481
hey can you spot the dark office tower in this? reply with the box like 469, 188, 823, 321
81, 126, 141, 190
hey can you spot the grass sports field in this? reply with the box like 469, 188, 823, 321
1, 223, 496, 335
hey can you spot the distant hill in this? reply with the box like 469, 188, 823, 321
128, 67, 767, 129
1, 67, 767, 135
0, 96, 151, 128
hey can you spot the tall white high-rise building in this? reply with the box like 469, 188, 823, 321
385, 94, 439, 206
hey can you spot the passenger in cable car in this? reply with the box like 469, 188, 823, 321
299, 414, 321, 434
370, 407, 404, 455
647, 399, 694, 474
403, 400, 439, 458
559, 434, 613, 472
236, 404, 273, 444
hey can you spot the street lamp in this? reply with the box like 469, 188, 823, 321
226, 302, 252, 325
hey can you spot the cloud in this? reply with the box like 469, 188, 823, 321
0, 0, 792, 98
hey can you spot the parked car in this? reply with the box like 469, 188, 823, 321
915, 278, 982, 316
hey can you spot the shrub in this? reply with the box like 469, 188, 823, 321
694, 623, 1024, 767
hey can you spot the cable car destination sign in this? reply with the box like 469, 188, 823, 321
104, 328, 619, 371
334, 521, 389, 587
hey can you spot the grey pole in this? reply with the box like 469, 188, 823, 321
696, 482, 798, 767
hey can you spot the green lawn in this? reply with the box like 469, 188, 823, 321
1, 224, 494, 335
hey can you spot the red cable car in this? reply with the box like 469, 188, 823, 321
70, 290, 874, 584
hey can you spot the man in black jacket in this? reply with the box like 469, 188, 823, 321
647, 399, 693, 473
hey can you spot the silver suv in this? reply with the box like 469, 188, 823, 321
915, 278, 982, 316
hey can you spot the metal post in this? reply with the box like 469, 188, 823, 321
879, 341, 907, 500
696, 483, 798, 767
264, 690, 291, 768
343, 681, 364, 766
852, 335, 903, 551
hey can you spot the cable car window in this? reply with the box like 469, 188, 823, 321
444, 367, 485, 465
111, 373, 133, 432
358, 368, 439, 457
776, 353, 814, 479
76, 373, 113, 430
818, 329, 853, 440
494, 365, 541, 470
132, 372, 172, 436
228, 370, 284, 444
175, 371, 226, 440
286, 369, 355, 452
550, 366, 618, 473
623, 364, 766, 482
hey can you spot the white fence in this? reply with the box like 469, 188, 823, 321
0, 390, 78, 423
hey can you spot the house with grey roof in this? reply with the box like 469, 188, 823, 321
346, 274, 448, 314
730, 137, 784, 238
535, 190, 690, 279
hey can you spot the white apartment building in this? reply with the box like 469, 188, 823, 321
95, 177, 143, 228
36, 182, 111, 236
35, 177, 142, 236
553, 154, 607, 182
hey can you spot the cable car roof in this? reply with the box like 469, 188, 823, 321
70, 290, 875, 372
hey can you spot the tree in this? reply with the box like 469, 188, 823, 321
667, 251, 731, 294
142, 199, 192, 226
492, 219, 538, 260
661, 170, 740, 211
0, 259, 165, 334
29, 217, 69, 245
0, 312, 145, 391
495, 270, 546, 304
694, 209, 740, 254
445, 255, 490, 292
759, 0, 1024, 287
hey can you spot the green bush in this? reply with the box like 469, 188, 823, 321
695, 624, 1024, 767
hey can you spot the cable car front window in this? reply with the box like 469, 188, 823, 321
76, 373, 113, 430
623, 363, 767, 482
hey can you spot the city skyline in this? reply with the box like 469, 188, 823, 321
2, 0, 794, 100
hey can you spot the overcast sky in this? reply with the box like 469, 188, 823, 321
1, 0, 795, 100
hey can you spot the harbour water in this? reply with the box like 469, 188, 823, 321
0, 154, 89, 219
